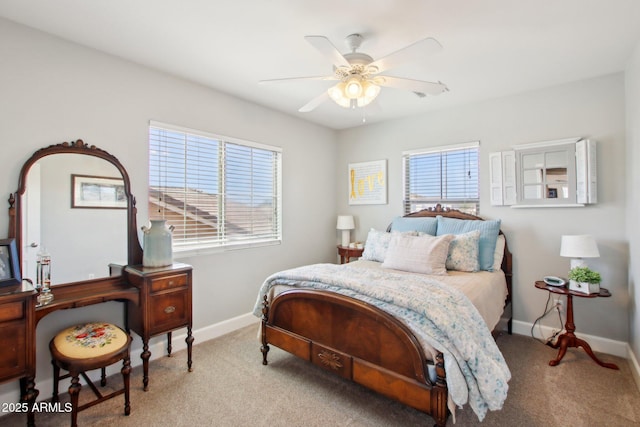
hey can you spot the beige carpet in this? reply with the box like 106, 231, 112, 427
2, 326, 639, 426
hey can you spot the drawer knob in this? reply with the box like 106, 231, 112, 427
164, 305, 176, 314
168, 280, 174, 285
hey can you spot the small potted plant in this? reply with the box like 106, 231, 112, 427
568, 266, 601, 294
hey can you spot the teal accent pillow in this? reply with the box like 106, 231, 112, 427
389, 216, 437, 235
436, 216, 501, 271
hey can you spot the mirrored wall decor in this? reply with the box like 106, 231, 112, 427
490, 137, 597, 208
8, 139, 143, 286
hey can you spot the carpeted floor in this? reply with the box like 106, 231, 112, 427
2, 326, 639, 426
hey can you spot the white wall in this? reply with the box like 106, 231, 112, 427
625, 40, 640, 387
0, 18, 337, 402
337, 73, 629, 345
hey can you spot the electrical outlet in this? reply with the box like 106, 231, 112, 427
555, 298, 564, 313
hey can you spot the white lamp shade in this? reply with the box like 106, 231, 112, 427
337, 215, 354, 247
336, 215, 355, 230
560, 235, 600, 258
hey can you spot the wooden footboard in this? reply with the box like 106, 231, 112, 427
260, 289, 449, 427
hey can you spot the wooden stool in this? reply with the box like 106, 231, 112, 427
50, 322, 132, 427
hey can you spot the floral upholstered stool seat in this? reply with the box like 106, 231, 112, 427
49, 322, 132, 427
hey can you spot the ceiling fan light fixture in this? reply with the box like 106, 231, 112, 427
344, 77, 363, 99
328, 82, 351, 108
356, 80, 380, 107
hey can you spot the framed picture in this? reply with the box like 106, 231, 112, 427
0, 238, 22, 287
71, 174, 127, 209
348, 160, 387, 205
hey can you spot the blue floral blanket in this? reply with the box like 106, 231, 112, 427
253, 263, 510, 421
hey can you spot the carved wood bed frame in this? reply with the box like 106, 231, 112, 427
260, 205, 512, 427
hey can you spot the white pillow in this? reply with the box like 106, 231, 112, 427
382, 233, 453, 275
361, 229, 416, 262
492, 234, 506, 271
445, 230, 481, 272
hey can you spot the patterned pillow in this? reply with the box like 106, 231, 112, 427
445, 230, 481, 272
436, 216, 501, 271
361, 229, 416, 262
382, 233, 454, 275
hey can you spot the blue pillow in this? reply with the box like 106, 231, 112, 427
436, 215, 501, 271
390, 216, 437, 235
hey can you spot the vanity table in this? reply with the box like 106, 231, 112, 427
2, 140, 194, 426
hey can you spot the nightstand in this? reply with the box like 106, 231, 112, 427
534, 281, 618, 369
337, 245, 364, 264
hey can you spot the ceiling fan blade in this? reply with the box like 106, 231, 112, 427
305, 35, 350, 68
369, 37, 443, 74
375, 76, 448, 96
259, 75, 336, 84
298, 91, 329, 113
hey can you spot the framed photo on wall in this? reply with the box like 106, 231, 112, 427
0, 238, 22, 287
348, 160, 387, 205
71, 174, 127, 209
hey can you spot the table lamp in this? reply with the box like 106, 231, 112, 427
336, 215, 355, 247
560, 235, 600, 269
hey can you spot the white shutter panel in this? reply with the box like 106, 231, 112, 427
502, 151, 517, 206
489, 152, 503, 206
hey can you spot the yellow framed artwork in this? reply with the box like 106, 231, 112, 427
348, 160, 387, 205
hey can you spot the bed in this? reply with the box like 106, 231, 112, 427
254, 206, 512, 426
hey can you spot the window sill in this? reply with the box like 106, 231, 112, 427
510, 203, 585, 208
173, 240, 281, 259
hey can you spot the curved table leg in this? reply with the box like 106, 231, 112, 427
548, 333, 570, 366
574, 336, 619, 370
547, 293, 619, 370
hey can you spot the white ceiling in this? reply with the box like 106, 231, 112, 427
2, 0, 640, 130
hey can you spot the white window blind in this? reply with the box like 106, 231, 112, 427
403, 142, 479, 215
149, 122, 282, 252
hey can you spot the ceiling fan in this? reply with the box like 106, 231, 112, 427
260, 33, 448, 113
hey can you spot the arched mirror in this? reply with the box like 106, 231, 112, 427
8, 139, 143, 285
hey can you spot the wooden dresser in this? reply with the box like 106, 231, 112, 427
124, 263, 194, 391
0, 282, 38, 426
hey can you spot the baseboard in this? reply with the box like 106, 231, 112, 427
3, 315, 636, 407
512, 319, 628, 358
0, 313, 260, 408
628, 344, 640, 392
177, 312, 260, 349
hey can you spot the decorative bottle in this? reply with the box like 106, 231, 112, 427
36, 247, 54, 305
142, 219, 174, 267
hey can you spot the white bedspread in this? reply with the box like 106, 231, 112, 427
352, 260, 509, 332
253, 261, 511, 421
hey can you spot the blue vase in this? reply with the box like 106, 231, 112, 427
142, 219, 173, 267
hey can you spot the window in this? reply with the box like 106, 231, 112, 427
403, 142, 479, 215
149, 121, 282, 253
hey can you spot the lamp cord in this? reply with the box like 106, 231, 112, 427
531, 293, 564, 344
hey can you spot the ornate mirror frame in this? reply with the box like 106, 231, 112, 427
8, 139, 143, 275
